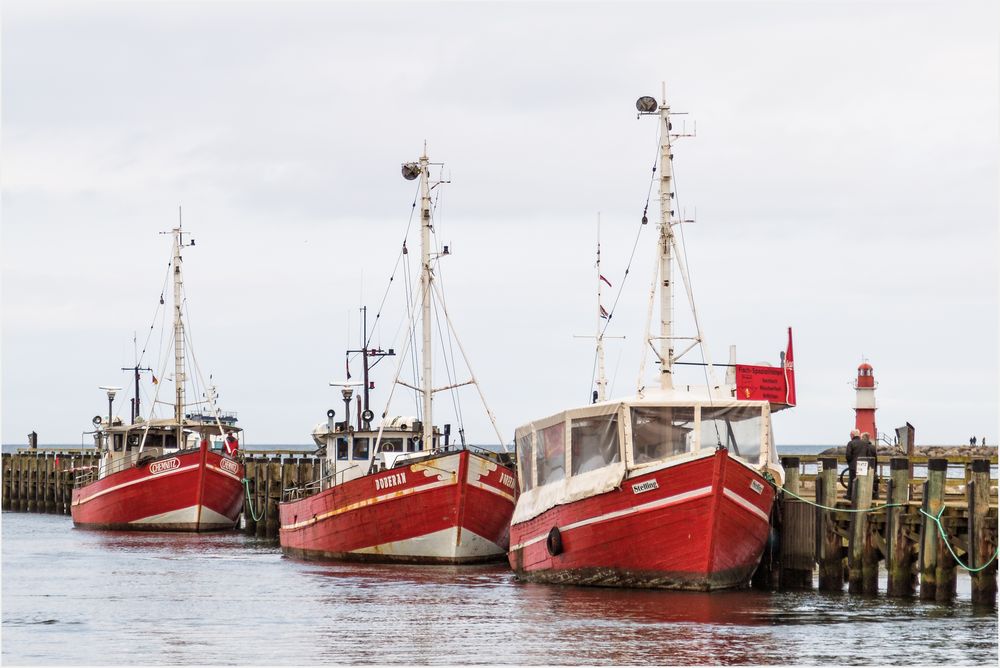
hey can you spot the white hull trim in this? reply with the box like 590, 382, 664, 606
351, 526, 505, 559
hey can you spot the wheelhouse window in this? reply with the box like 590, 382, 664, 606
630, 407, 695, 465
535, 421, 565, 486
336, 437, 349, 461
570, 414, 620, 475
352, 438, 370, 460
700, 406, 763, 463
515, 431, 534, 492
379, 438, 404, 454
407, 438, 421, 452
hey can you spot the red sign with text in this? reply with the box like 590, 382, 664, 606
736, 327, 796, 406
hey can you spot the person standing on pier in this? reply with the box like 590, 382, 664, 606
861, 431, 878, 500
845, 429, 865, 502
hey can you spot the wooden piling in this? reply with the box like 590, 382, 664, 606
817, 457, 843, 592
968, 458, 998, 604
2, 454, 12, 510
255, 457, 269, 539
265, 456, 281, 539
919, 457, 947, 600
243, 457, 257, 535
779, 456, 814, 589
848, 456, 876, 593
886, 457, 915, 596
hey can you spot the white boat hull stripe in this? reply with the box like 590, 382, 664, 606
511, 485, 713, 551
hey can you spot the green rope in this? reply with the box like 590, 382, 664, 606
781, 486, 904, 513
242, 478, 264, 523
919, 506, 1000, 573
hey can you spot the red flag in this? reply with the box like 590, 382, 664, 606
599, 305, 609, 319
599, 274, 612, 287
784, 327, 796, 406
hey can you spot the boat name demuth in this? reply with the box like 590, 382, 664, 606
376, 472, 407, 490
149, 458, 181, 475
632, 479, 659, 494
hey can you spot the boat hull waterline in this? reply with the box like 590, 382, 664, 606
71, 443, 245, 532
279, 450, 516, 564
508, 449, 774, 590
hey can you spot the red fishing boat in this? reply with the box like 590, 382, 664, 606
508, 90, 795, 590
72, 223, 245, 531
279, 149, 516, 563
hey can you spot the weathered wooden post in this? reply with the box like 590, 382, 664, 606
27, 454, 39, 513
265, 456, 281, 539
848, 456, 875, 593
243, 457, 257, 535
778, 456, 814, 589
817, 457, 843, 591
919, 457, 947, 600
886, 457, 915, 596
2, 453, 12, 510
43, 453, 55, 513
18, 454, 30, 511
255, 455, 269, 539
968, 458, 998, 605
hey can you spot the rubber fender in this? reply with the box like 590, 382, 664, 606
546, 526, 563, 557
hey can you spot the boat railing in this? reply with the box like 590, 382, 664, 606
281, 463, 360, 501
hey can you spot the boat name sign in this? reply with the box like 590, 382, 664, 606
632, 479, 659, 494
149, 458, 181, 475
750, 480, 764, 494
220, 458, 239, 475
376, 471, 407, 491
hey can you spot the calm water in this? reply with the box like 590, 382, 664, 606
1, 512, 996, 666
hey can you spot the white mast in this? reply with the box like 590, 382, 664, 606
595, 214, 608, 402
656, 84, 675, 390
419, 148, 434, 450
171, 221, 186, 424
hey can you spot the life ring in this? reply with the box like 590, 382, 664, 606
546, 526, 563, 557
383, 443, 396, 452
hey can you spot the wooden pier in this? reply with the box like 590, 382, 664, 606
755, 455, 998, 604
4, 448, 996, 603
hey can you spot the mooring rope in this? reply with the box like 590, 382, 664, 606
918, 506, 1000, 573
242, 478, 265, 523
781, 486, 904, 514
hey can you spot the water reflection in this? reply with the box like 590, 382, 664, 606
4, 513, 997, 666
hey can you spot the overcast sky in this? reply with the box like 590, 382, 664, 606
2, 0, 997, 447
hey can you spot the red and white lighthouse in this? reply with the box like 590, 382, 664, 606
854, 361, 877, 439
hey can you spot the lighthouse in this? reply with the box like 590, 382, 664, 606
854, 361, 877, 439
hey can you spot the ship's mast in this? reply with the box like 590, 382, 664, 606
595, 215, 608, 402
656, 85, 675, 390
171, 222, 186, 428
419, 149, 433, 450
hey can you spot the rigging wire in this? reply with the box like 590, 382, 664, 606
589, 121, 660, 397
427, 167, 467, 435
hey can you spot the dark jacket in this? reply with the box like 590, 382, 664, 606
846, 437, 866, 469
862, 438, 877, 459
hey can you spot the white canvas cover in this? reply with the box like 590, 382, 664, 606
511, 391, 783, 525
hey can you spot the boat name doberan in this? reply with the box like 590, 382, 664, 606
220, 458, 239, 475
149, 458, 181, 475
376, 471, 407, 490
